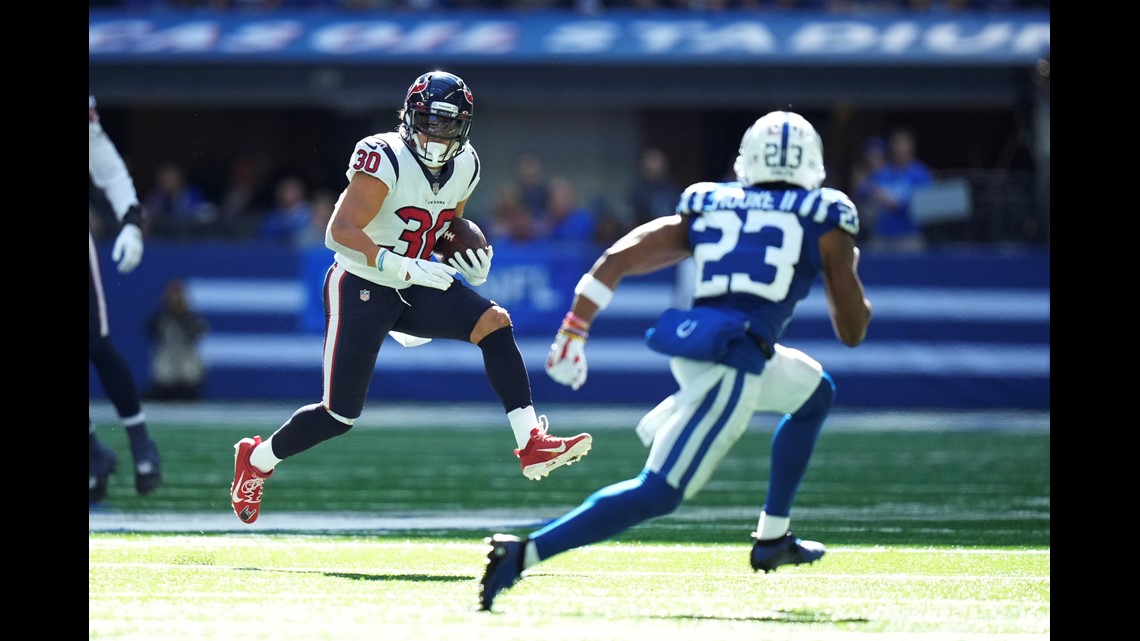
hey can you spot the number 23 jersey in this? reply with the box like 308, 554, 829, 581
677, 181, 860, 346
334, 131, 481, 284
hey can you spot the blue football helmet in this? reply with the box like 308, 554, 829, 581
400, 70, 474, 168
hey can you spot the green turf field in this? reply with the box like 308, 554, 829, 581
88, 408, 1049, 640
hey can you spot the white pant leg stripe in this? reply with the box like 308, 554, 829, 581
650, 368, 758, 498
89, 232, 110, 338
321, 265, 346, 409
675, 370, 749, 490
655, 374, 726, 482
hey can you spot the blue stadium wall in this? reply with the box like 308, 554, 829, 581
90, 240, 1048, 411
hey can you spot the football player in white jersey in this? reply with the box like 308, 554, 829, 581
479, 110, 873, 611
89, 95, 163, 502
230, 71, 593, 525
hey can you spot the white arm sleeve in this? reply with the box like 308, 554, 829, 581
89, 119, 140, 221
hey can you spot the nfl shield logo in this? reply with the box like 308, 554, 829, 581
432, 182, 441, 195
360, 289, 370, 302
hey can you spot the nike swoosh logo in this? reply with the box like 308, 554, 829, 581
231, 472, 247, 503
365, 142, 378, 150
676, 320, 698, 338
537, 442, 567, 454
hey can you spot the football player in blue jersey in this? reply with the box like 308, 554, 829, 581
229, 71, 592, 525
479, 110, 873, 611
89, 95, 163, 502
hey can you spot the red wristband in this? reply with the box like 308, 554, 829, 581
564, 311, 590, 331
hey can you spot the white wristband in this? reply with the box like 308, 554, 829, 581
574, 274, 614, 311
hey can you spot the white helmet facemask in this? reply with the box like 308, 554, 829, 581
406, 108, 465, 168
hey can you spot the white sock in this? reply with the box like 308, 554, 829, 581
249, 436, 282, 474
755, 511, 791, 541
507, 406, 539, 448
121, 411, 146, 428
523, 539, 540, 570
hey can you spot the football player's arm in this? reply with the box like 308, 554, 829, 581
571, 215, 692, 323
89, 118, 145, 273
819, 228, 872, 347
326, 172, 389, 267
326, 172, 456, 289
546, 215, 691, 390
89, 119, 140, 219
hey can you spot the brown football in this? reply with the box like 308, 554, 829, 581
433, 217, 488, 263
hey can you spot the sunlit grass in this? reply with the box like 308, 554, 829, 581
90, 535, 1049, 641
90, 414, 1049, 640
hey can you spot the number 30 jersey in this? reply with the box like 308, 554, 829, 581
676, 181, 860, 346
333, 131, 481, 286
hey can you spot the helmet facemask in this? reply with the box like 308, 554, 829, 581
403, 109, 469, 168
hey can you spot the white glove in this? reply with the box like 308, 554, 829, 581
448, 246, 493, 286
384, 250, 456, 290
112, 223, 144, 274
546, 330, 588, 391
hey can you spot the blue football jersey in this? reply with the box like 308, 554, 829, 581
676, 181, 860, 345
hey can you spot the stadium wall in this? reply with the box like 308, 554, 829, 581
90, 240, 1049, 410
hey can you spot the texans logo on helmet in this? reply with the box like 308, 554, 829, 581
406, 78, 429, 101
463, 87, 474, 105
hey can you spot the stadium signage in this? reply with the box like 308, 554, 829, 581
89, 11, 1049, 64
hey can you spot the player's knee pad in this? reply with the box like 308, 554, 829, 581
794, 371, 835, 421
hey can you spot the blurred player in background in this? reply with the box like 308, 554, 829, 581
479, 110, 873, 610
89, 95, 163, 502
229, 70, 592, 525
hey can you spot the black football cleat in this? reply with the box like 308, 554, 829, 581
750, 530, 826, 573
478, 534, 526, 611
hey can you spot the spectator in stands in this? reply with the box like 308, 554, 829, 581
590, 194, 629, 246
217, 153, 272, 240
629, 146, 682, 227
295, 188, 337, 248
849, 136, 887, 244
857, 127, 931, 252
512, 150, 551, 218
257, 174, 315, 244
144, 161, 217, 239
488, 183, 540, 245
146, 279, 210, 402
538, 177, 597, 244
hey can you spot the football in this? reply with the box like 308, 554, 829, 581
433, 217, 488, 264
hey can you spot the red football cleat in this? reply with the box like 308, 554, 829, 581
230, 436, 274, 523
515, 416, 592, 480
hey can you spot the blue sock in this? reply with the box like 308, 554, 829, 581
764, 372, 835, 516
529, 470, 682, 561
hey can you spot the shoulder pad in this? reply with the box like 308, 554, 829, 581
676, 181, 724, 215
815, 188, 860, 236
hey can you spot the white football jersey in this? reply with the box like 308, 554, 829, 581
334, 131, 481, 286
89, 95, 140, 221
